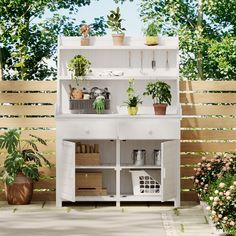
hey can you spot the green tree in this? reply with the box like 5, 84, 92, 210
0, 0, 107, 81
140, 0, 236, 80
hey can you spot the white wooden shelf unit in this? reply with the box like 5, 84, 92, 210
56, 36, 181, 207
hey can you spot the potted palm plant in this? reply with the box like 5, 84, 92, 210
144, 22, 159, 46
107, 7, 126, 46
143, 81, 171, 115
0, 129, 51, 205
124, 79, 142, 116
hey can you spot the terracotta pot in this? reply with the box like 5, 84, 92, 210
112, 34, 125, 46
146, 36, 158, 46
5, 173, 33, 205
153, 103, 167, 115
128, 106, 138, 116
81, 38, 90, 46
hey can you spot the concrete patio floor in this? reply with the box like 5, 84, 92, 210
0, 202, 215, 236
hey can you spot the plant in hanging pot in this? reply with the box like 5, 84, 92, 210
124, 79, 142, 116
0, 129, 51, 205
80, 24, 90, 46
107, 7, 126, 46
144, 22, 159, 46
143, 81, 171, 115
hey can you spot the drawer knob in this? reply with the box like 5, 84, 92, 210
85, 129, 90, 134
148, 130, 153, 135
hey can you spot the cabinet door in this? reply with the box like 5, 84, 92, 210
61, 141, 75, 202
161, 140, 180, 201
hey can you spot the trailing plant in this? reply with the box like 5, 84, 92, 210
143, 81, 171, 105
107, 7, 126, 34
68, 54, 92, 85
124, 79, 142, 107
93, 96, 106, 114
0, 129, 51, 185
144, 22, 159, 36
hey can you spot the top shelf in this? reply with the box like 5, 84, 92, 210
58, 36, 179, 51
59, 45, 178, 50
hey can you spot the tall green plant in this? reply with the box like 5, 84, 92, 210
107, 7, 126, 34
0, 129, 51, 185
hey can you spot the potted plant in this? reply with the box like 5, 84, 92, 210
144, 22, 159, 46
107, 7, 126, 46
68, 54, 92, 86
124, 79, 142, 115
93, 95, 106, 114
80, 24, 90, 46
143, 81, 171, 115
0, 129, 51, 205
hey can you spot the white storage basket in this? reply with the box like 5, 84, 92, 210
130, 170, 161, 195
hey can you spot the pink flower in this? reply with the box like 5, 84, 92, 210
219, 183, 225, 188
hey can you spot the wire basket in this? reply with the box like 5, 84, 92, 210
130, 170, 161, 195
69, 99, 110, 114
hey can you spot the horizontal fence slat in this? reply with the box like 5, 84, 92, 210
0, 81, 56, 91
34, 179, 56, 189
180, 93, 236, 104
181, 191, 199, 202
182, 105, 236, 116
0, 192, 56, 201
0, 105, 55, 116
0, 118, 55, 128
181, 142, 236, 152
181, 167, 195, 177
0, 130, 56, 139
0, 93, 56, 103
181, 154, 214, 165
180, 81, 236, 91
39, 167, 56, 177
181, 130, 236, 140
0, 179, 55, 189
0, 154, 55, 165
181, 179, 194, 189
181, 118, 236, 128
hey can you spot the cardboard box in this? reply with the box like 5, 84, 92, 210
75, 153, 100, 166
76, 172, 102, 189
76, 188, 107, 196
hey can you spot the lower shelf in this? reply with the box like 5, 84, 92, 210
75, 195, 117, 201
119, 194, 161, 201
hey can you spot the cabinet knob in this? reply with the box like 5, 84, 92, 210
85, 129, 90, 134
148, 130, 153, 135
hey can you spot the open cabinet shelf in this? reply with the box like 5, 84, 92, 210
56, 36, 181, 207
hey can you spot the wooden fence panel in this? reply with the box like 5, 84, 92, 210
0, 81, 56, 201
180, 80, 236, 202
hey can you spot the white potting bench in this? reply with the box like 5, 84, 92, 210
56, 36, 181, 207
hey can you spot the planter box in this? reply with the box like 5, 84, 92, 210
69, 99, 110, 114
75, 153, 100, 166
76, 172, 102, 189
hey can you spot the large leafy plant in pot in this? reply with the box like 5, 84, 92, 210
144, 22, 159, 46
107, 7, 126, 46
0, 129, 51, 205
143, 81, 171, 115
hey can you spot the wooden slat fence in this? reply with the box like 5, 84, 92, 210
0, 81, 57, 201
0, 80, 235, 202
180, 81, 236, 201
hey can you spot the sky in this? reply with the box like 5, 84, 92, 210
45, 0, 143, 36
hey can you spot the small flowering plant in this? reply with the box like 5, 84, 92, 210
207, 174, 236, 234
194, 154, 236, 201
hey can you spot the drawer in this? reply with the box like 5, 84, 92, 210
118, 119, 180, 140
57, 119, 117, 139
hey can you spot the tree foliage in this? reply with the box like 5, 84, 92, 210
0, 0, 107, 80
140, 0, 236, 80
